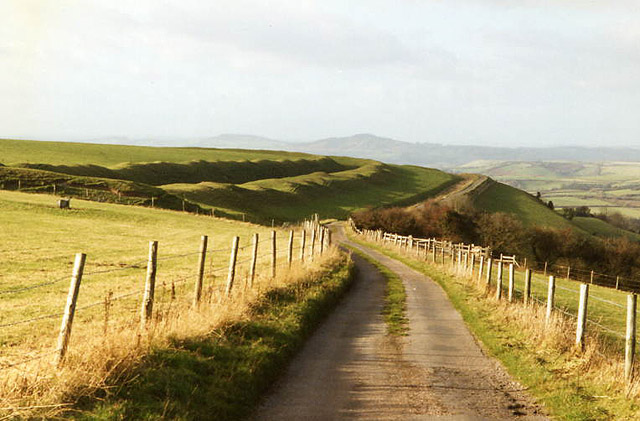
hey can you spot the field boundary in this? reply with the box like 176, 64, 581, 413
0, 215, 334, 419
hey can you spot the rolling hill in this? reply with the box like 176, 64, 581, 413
0, 138, 459, 223
193, 133, 640, 168
455, 160, 640, 219
3, 137, 637, 240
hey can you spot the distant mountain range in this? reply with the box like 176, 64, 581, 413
88, 133, 640, 169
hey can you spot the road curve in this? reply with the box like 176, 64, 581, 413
252, 226, 546, 420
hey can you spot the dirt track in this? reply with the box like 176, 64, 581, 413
252, 227, 547, 420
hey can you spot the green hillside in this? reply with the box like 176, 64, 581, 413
572, 216, 640, 241
472, 181, 578, 230
456, 160, 640, 219
166, 164, 458, 221
0, 138, 312, 166
21, 157, 350, 186
0, 139, 458, 223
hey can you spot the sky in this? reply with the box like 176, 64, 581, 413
2, 0, 640, 147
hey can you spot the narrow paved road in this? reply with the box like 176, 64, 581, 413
252, 227, 546, 420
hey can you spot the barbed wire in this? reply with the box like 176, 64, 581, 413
155, 251, 201, 262
589, 294, 625, 309
586, 319, 625, 338
0, 274, 69, 296
0, 310, 65, 329
0, 349, 58, 371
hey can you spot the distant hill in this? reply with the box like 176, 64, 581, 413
193, 134, 289, 150
192, 133, 640, 168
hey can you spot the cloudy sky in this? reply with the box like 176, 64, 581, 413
2, 0, 640, 146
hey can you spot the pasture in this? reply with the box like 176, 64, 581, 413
0, 138, 459, 223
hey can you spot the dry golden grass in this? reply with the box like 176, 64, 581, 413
0, 245, 342, 419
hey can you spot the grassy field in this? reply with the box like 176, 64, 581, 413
572, 216, 640, 241
0, 138, 313, 166
351, 231, 640, 420
0, 138, 458, 223
0, 189, 351, 418
0, 189, 299, 361
456, 160, 640, 223
472, 181, 577, 230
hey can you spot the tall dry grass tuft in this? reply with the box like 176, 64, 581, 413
0, 247, 343, 420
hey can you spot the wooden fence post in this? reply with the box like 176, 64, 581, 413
546, 275, 556, 325
300, 229, 306, 262
441, 245, 445, 264
193, 235, 208, 306
495, 261, 504, 300
287, 230, 294, 267
524, 269, 532, 305
224, 236, 240, 296
327, 229, 332, 247
271, 230, 277, 278
451, 244, 456, 267
626, 294, 637, 382
432, 242, 437, 262
55, 253, 86, 366
507, 263, 515, 302
485, 258, 493, 288
576, 283, 589, 350
319, 228, 325, 255
249, 233, 259, 288
310, 229, 316, 260
478, 255, 485, 283
140, 241, 158, 329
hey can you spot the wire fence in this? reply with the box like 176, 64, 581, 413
0, 224, 333, 373
352, 222, 639, 383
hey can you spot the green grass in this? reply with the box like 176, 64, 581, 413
1, 138, 458, 223
21, 156, 352, 186
345, 246, 408, 336
71, 256, 354, 421
545, 196, 612, 207
166, 163, 459, 223
473, 181, 578, 230
572, 216, 640, 241
351, 234, 640, 420
0, 138, 313, 166
0, 190, 295, 350
456, 160, 640, 227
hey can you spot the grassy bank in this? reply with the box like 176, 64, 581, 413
345, 246, 408, 336
73, 253, 354, 420
349, 232, 640, 420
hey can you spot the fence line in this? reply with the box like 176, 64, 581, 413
0, 219, 334, 372
350, 219, 639, 384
